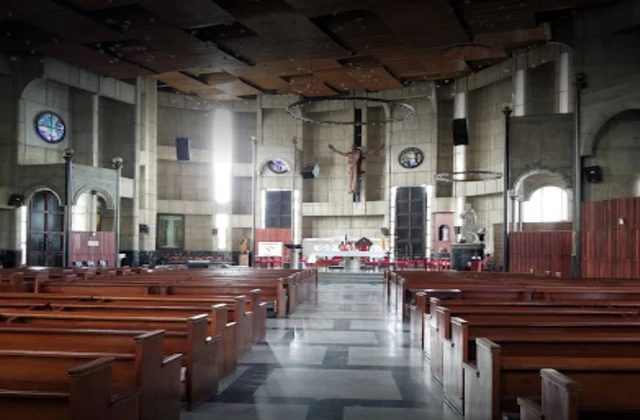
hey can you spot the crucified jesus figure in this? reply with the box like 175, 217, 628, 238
328, 143, 385, 194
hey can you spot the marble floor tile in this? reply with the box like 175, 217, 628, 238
240, 344, 328, 365
344, 406, 461, 420
253, 368, 402, 400
350, 320, 403, 331
217, 366, 251, 394
292, 330, 379, 345
347, 346, 426, 367
267, 318, 336, 330
182, 403, 308, 420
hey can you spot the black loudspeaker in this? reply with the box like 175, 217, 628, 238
452, 118, 469, 146
8, 194, 24, 208
584, 166, 602, 183
139, 224, 149, 234
176, 137, 191, 161
301, 163, 320, 179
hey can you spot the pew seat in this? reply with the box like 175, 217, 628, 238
0, 356, 139, 420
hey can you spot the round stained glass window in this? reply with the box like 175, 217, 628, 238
267, 160, 289, 174
35, 111, 66, 143
398, 147, 424, 169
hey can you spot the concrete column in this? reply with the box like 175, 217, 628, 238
453, 89, 468, 236
71, 92, 99, 166
137, 78, 158, 263
557, 52, 572, 113
514, 69, 527, 117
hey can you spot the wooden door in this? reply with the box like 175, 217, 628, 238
28, 191, 64, 267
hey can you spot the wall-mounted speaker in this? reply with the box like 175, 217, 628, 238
212, 228, 218, 236
8, 194, 24, 208
583, 166, 602, 183
176, 137, 191, 161
452, 118, 469, 146
139, 224, 149, 234
301, 163, 320, 179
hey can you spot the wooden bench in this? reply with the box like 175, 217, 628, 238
0, 355, 139, 420
0, 328, 182, 420
518, 368, 640, 420
465, 336, 640, 420
446, 316, 640, 416
0, 312, 221, 410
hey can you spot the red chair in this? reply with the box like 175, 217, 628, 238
426, 258, 438, 271
414, 258, 426, 270
379, 257, 392, 269
396, 259, 409, 271
272, 257, 282, 269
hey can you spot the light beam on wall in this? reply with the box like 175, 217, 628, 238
213, 109, 233, 204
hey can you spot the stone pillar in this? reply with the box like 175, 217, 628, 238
71, 91, 99, 166
453, 88, 468, 239
137, 78, 158, 265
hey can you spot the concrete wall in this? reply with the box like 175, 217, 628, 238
575, 0, 640, 202
584, 110, 640, 201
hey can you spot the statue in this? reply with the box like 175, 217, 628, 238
328, 143, 384, 195
459, 203, 479, 243
239, 238, 250, 254
239, 238, 250, 266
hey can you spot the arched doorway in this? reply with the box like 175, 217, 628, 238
27, 191, 64, 267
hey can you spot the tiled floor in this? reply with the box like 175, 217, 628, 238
182, 277, 461, 420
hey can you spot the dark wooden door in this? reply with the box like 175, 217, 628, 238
395, 187, 426, 258
28, 191, 64, 267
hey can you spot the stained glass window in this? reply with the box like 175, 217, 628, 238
398, 147, 424, 169
267, 160, 289, 174
35, 112, 66, 143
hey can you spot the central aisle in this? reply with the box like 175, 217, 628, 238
183, 276, 460, 420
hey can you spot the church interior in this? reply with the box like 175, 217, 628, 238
0, 0, 640, 419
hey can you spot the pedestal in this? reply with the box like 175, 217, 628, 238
239, 254, 249, 267
451, 243, 485, 271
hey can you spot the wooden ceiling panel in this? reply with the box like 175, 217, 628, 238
138, 0, 232, 29
152, 71, 209, 92
36, 42, 154, 78
63, 0, 137, 10
229, 67, 290, 91
0, 0, 612, 96
312, 10, 402, 53
257, 59, 342, 76
373, 0, 470, 48
23, 10, 126, 44
278, 74, 337, 97
314, 68, 366, 92
283, 0, 377, 18
195, 88, 238, 100
345, 66, 403, 91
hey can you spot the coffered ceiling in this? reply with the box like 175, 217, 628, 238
0, 0, 611, 99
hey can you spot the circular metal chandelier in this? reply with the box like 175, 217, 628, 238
435, 170, 503, 183
286, 96, 415, 126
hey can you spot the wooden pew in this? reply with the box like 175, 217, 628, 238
0, 356, 139, 420
36, 278, 289, 318
0, 328, 181, 420
445, 316, 640, 416
0, 312, 221, 410
0, 293, 256, 375
518, 368, 640, 420
465, 337, 640, 420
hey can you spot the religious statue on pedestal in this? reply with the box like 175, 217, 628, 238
239, 238, 250, 266
459, 203, 480, 244
328, 143, 384, 195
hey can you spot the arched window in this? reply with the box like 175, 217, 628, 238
523, 186, 569, 222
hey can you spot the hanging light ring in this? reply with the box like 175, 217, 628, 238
286, 96, 415, 126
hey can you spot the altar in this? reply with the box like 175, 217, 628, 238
313, 250, 386, 271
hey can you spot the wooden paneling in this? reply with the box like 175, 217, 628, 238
70, 232, 116, 267
581, 197, 640, 279
510, 231, 573, 278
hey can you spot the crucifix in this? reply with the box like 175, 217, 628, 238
328, 143, 385, 199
